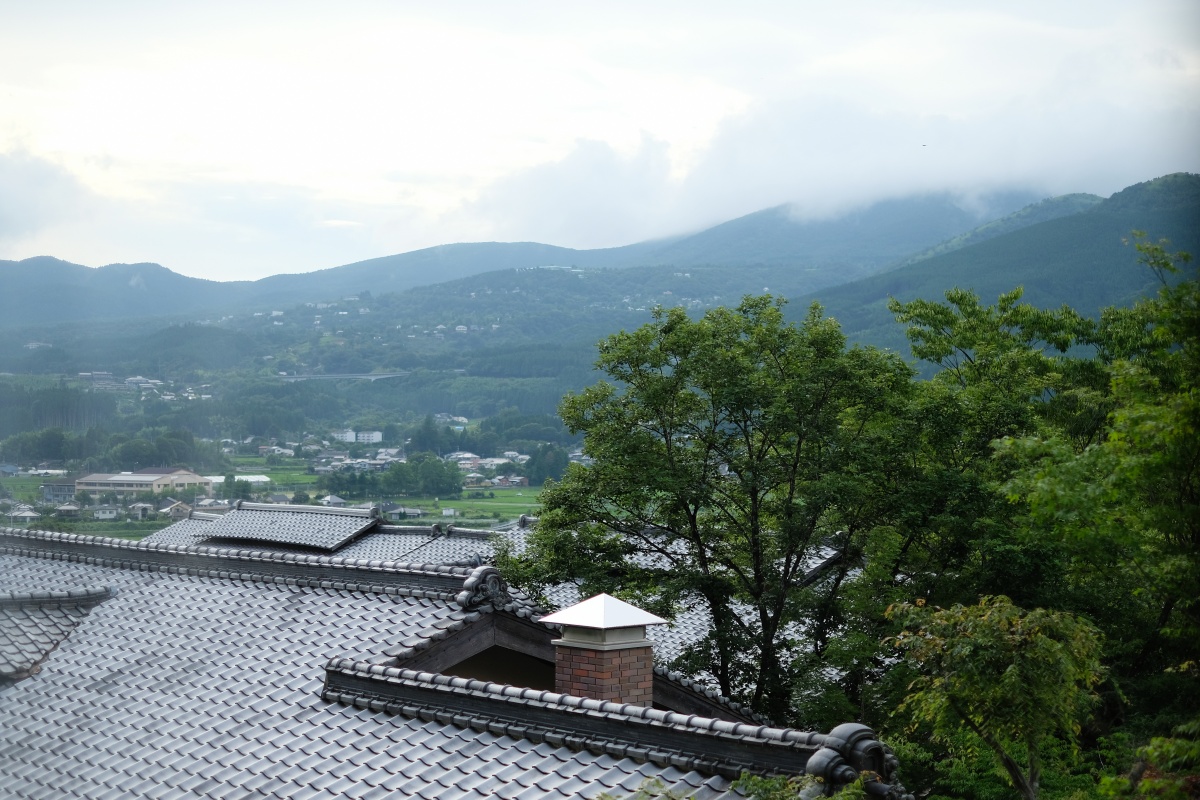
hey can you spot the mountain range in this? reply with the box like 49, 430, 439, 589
1, 174, 1197, 382
1, 189, 1044, 328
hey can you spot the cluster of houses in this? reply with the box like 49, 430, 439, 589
2, 437, 550, 527
310, 447, 406, 474
450, 451, 533, 489
73, 371, 214, 401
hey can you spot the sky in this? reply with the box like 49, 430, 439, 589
1, 1, 1197, 282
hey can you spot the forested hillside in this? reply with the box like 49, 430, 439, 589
800, 173, 1200, 353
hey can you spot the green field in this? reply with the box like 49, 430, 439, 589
223, 455, 544, 525
0, 476, 52, 505
420, 487, 542, 527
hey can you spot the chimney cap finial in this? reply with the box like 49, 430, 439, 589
540, 593, 667, 629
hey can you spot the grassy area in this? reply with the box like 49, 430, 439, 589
225, 456, 320, 491
0, 476, 52, 505
222, 455, 544, 524
419, 487, 542, 526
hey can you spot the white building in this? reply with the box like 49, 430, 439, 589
355, 431, 383, 444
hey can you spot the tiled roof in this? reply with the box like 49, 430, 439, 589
0, 526, 910, 799
0, 587, 112, 683
324, 662, 825, 779
197, 501, 382, 550
146, 515, 525, 566
0, 528, 740, 800
147, 514, 717, 680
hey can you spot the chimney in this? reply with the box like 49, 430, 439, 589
540, 593, 666, 706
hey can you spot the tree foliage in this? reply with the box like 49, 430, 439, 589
888, 596, 1104, 800
999, 236, 1200, 651
507, 296, 914, 720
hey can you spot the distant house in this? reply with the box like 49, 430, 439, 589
157, 500, 192, 521
0, 464, 19, 478
91, 505, 121, 521
267, 493, 292, 504
493, 475, 530, 488
205, 475, 272, 489
381, 503, 422, 521
55, 503, 81, 518
320, 495, 346, 508
128, 502, 155, 520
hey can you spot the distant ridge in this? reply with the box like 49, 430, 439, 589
0, 189, 1037, 328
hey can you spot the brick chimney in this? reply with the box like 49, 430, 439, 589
540, 593, 666, 707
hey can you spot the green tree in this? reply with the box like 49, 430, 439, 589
411, 453, 462, 498
887, 596, 1104, 800
408, 415, 444, 454
291, 489, 311, 505
504, 296, 914, 721
999, 237, 1199, 658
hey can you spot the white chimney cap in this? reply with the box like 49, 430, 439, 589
540, 593, 667, 629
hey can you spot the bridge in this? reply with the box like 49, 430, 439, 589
274, 372, 411, 383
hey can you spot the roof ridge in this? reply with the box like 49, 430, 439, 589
232, 501, 379, 519
322, 658, 901, 788
0, 527, 510, 607
0, 586, 114, 608
330, 659, 813, 746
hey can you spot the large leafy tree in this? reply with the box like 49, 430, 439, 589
505, 296, 915, 721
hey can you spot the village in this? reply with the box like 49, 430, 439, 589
0, 423, 572, 532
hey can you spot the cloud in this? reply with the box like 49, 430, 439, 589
0, 151, 93, 241
2, 2, 1197, 278
450, 76, 1199, 249
457, 136, 675, 248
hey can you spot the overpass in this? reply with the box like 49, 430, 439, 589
274, 372, 411, 382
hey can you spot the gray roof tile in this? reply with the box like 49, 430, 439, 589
157, 503, 383, 551
0, 526, 904, 800
0, 587, 112, 682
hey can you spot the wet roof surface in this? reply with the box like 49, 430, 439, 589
0, 529, 741, 800
197, 503, 381, 550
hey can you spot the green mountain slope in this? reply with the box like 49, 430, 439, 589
894, 193, 1104, 268
798, 173, 1200, 354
